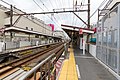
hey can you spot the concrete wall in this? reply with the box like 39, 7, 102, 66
4, 16, 52, 35
0, 9, 7, 28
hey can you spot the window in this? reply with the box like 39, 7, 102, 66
35, 35, 39, 38
31, 28, 33, 31
26, 27, 28, 30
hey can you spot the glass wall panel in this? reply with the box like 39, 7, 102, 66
108, 49, 117, 72
107, 31, 112, 47
113, 30, 118, 48
98, 34, 102, 45
102, 32, 107, 46
96, 46, 102, 60
102, 48, 107, 64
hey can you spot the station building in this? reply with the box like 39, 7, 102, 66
0, 2, 63, 52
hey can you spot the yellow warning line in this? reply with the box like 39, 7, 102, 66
58, 48, 78, 80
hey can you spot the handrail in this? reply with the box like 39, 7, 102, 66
19, 53, 55, 80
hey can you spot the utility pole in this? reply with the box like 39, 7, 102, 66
88, 0, 90, 28
10, 5, 13, 41
86, 0, 90, 52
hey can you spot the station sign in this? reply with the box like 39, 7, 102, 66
79, 28, 94, 34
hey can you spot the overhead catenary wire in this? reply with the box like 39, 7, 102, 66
48, 0, 63, 26
72, 0, 79, 26
60, 0, 69, 25
33, 0, 44, 11
49, 0, 71, 37
1, 0, 70, 39
74, 0, 85, 26
89, 0, 108, 19
72, 0, 75, 25
54, 0, 63, 24
54, 0, 71, 27
47, 0, 63, 26
74, 0, 86, 26
32, 0, 60, 28
68, 0, 72, 25
39, 0, 49, 11
75, 0, 83, 25
81, 0, 108, 27
66, 0, 71, 22
49, 0, 54, 8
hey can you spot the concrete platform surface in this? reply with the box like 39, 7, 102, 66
74, 47, 118, 80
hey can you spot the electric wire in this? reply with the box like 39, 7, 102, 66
75, 0, 83, 25
66, 0, 71, 25
74, 0, 85, 26
49, 0, 62, 26
33, 0, 44, 11
68, 0, 72, 25
32, 0, 60, 27
39, 0, 49, 11
81, 0, 108, 27
72, 0, 75, 25
49, 0, 54, 8
61, 0, 69, 25
90, 0, 108, 19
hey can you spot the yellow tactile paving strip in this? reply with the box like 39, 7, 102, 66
58, 48, 78, 80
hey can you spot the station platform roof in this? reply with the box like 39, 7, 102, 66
4, 26, 61, 39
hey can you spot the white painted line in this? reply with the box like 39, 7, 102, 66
75, 56, 94, 59
76, 65, 81, 79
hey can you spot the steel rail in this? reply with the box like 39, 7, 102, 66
0, 43, 63, 77
0, 42, 62, 69
19, 46, 64, 80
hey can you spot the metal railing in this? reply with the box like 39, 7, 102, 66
19, 53, 55, 80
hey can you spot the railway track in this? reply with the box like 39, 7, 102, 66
0, 42, 64, 79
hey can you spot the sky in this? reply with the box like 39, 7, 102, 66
0, 0, 109, 30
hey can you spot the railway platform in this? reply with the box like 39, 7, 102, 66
58, 47, 78, 80
58, 45, 118, 80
